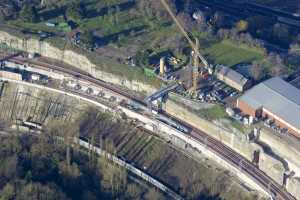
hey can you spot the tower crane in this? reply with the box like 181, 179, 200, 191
159, 0, 209, 92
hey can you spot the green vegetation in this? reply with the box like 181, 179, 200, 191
199, 105, 227, 121
230, 119, 245, 133
66, 2, 86, 22
2, 0, 300, 84
204, 40, 265, 67
0, 133, 162, 200
143, 67, 156, 77
0, 83, 262, 200
76, 108, 259, 200
199, 105, 245, 133
20, 5, 39, 23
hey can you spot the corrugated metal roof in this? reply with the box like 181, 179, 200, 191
216, 65, 249, 86
239, 77, 300, 130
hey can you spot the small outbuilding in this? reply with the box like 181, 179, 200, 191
215, 65, 252, 92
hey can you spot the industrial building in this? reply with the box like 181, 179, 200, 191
215, 65, 251, 92
237, 77, 300, 139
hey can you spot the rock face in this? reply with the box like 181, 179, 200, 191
0, 31, 157, 94
0, 82, 86, 124
259, 128, 300, 199
287, 177, 300, 200
165, 99, 285, 186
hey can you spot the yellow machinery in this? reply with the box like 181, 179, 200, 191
159, 57, 165, 75
159, 0, 209, 92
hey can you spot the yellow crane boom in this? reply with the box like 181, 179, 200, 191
159, 0, 208, 67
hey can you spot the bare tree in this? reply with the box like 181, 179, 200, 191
45, 119, 79, 173
177, 12, 195, 32
250, 61, 264, 81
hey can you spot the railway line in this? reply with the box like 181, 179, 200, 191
196, 0, 300, 28
5, 56, 296, 200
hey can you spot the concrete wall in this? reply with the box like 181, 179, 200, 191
287, 177, 300, 199
0, 31, 157, 94
165, 99, 286, 187
259, 128, 300, 199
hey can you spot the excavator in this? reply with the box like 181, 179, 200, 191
159, 0, 209, 92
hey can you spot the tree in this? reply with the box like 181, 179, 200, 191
81, 31, 95, 49
236, 20, 248, 33
135, 50, 150, 67
20, 5, 39, 23
217, 28, 230, 40
288, 43, 300, 66
125, 184, 143, 200
17, 183, 69, 200
267, 53, 288, 76
1, 183, 15, 200
144, 188, 165, 200
0, 155, 17, 180
0, 2, 16, 21
45, 119, 79, 173
272, 23, 290, 46
177, 12, 194, 32
66, 2, 86, 22
251, 61, 265, 81
98, 156, 128, 197
138, 0, 177, 21
211, 11, 226, 28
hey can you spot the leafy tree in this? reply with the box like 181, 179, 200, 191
20, 5, 39, 23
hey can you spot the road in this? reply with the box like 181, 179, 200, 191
5, 56, 297, 200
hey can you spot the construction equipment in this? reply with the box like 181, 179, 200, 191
159, 0, 209, 92
159, 57, 165, 75
192, 38, 200, 91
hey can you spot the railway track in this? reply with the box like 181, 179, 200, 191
196, 0, 300, 28
8, 56, 296, 200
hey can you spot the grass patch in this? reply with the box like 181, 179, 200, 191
2, 0, 266, 88
230, 119, 245, 133
198, 105, 227, 121
204, 40, 264, 66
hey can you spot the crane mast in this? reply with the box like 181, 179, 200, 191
159, 0, 209, 91
192, 38, 200, 91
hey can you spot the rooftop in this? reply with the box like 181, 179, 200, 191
239, 77, 300, 130
215, 65, 249, 86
